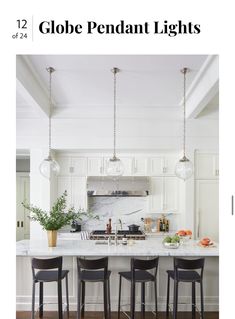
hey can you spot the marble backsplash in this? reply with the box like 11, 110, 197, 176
85, 197, 148, 231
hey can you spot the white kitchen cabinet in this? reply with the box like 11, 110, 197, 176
149, 177, 179, 213
133, 158, 148, 176
150, 156, 177, 176
195, 153, 219, 179
57, 176, 72, 204
57, 157, 71, 175
71, 177, 87, 210
71, 157, 87, 176
195, 180, 219, 242
16, 173, 30, 241
57, 157, 87, 176
164, 177, 179, 211
119, 157, 133, 176
149, 177, 164, 212
87, 157, 104, 176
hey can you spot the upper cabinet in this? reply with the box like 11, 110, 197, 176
87, 157, 104, 176
133, 158, 148, 176
149, 156, 177, 176
57, 157, 87, 176
195, 153, 219, 179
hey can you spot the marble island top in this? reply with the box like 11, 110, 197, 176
16, 238, 219, 257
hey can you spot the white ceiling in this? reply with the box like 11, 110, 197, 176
19, 55, 208, 111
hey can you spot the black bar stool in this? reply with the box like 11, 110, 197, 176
77, 257, 111, 319
166, 257, 205, 319
118, 257, 159, 319
31, 256, 69, 319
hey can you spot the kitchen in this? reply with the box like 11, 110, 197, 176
16, 54, 219, 318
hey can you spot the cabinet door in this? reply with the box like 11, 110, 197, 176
57, 176, 72, 205
195, 180, 219, 242
195, 153, 218, 179
71, 157, 87, 176
16, 174, 30, 241
149, 157, 165, 176
133, 158, 148, 176
87, 158, 103, 176
164, 177, 179, 212
71, 177, 87, 210
164, 156, 177, 175
120, 157, 133, 176
149, 177, 164, 212
57, 157, 71, 175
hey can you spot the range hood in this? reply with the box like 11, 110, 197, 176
87, 176, 149, 197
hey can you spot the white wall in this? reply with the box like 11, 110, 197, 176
16, 113, 218, 151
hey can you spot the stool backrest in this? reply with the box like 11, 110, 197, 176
131, 257, 159, 278
31, 256, 63, 280
77, 257, 109, 279
174, 257, 205, 278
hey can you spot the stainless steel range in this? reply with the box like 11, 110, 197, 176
89, 230, 146, 240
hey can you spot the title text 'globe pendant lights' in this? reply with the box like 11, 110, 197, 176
39, 67, 60, 179
106, 67, 124, 177
175, 67, 193, 181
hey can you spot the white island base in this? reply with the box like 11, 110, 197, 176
16, 239, 219, 312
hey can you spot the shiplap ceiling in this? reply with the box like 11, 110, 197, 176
16, 54, 218, 119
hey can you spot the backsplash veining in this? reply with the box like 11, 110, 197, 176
85, 197, 148, 230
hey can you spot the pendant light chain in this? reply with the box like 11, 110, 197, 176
183, 68, 186, 158
113, 68, 117, 159
48, 68, 52, 157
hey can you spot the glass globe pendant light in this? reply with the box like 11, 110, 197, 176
39, 67, 60, 179
106, 67, 124, 177
175, 67, 193, 181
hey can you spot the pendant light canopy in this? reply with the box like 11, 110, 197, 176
175, 67, 193, 181
106, 67, 124, 177
39, 67, 60, 179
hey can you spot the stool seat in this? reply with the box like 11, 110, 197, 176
166, 270, 201, 282
80, 270, 111, 282
119, 270, 155, 282
35, 270, 69, 282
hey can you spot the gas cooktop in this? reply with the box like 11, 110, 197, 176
89, 230, 145, 240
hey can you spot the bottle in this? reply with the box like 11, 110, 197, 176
122, 234, 127, 245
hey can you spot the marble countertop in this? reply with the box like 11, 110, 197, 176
16, 238, 219, 257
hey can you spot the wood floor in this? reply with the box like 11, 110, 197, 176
16, 311, 219, 319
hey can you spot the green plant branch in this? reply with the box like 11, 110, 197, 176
22, 191, 99, 231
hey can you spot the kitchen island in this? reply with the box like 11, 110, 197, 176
16, 238, 219, 312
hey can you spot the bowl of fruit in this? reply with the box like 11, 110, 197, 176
163, 235, 181, 249
176, 229, 192, 241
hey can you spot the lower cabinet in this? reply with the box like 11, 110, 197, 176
150, 177, 179, 213
195, 180, 219, 242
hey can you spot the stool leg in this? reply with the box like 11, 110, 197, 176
77, 280, 81, 319
154, 279, 158, 318
108, 278, 111, 319
103, 280, 108, 319
173, 280, 178, 319
200, 281, 204, 319
81, 281, 85, 318
39, 282, 43, 318
118, 275, 122, 319
31, 281, 36, 319
192, 282, 196, 319
141, 282, 145, 319
166, 274, 170, 316
130, 281, 135, 319
58, 279, 63, 319
65, 274, 69, 317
